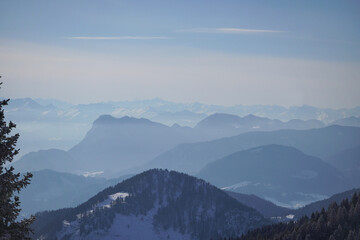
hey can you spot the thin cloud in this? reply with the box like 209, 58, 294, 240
64, 36, 169, 40
178, 28, 285, 34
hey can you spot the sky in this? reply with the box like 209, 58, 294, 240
0, 0, 360, 108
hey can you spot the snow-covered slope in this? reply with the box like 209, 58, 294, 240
56, 193, 191, 240
32, 169, 268, 240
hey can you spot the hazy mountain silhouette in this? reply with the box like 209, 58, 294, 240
331, 116, 360, 127
148, 110, 207, 127
66, 113, 325, 174
6, 98, 360, 125
31, 169, 267, 240
68, 115, 200, 172
194, 113, 324, 139
11, 111, 360, 178
197, 145, 350, 207
140, 125, 360, 174
12, 149, 77, 173
326, 145, 360, 187
6, 97, 360, 157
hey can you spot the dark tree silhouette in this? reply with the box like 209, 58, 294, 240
235, 192, 360, 240
0, 79, 34, 239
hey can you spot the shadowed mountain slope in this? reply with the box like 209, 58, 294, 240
141, 125, 360, 174
225, 191, 290, 218
326, 145, 360, 187
68, 115, 198, 172
195, 113, 324, 139
197, 145, 350, 207
31, 169, 268, 240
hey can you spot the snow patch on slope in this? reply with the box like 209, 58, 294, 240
88, 209, 191, 240
57, 198, 191, 240
221, 181, 252, 190
97, 192, 129, 209
221, 181, 272, 190
82, 171, 104, 177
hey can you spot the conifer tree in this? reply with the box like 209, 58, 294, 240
0, 79, 34, 239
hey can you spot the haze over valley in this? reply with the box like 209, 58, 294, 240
8, 98, 360, 211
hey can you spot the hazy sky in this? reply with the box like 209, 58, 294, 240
0, 0, 359, 108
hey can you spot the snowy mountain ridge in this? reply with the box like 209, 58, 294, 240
56, 191, 185, 240
32, 169, 268, 240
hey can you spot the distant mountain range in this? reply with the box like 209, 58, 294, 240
7, 97, 360, 125
6, 97, 360, 239
31, 169, 267, 240
68, 115, 200, 172
12, 118, 360, 209
139, 125, 360, 175
14, 114, 343, 175
8, 99, 360, 212
331, 116, 360, 127
194, 113, 325, 139
197, 145, 350, 207
68, 114, 335, 172
5, 97, 360, 157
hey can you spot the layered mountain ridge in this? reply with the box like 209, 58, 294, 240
68, 115, 199, 172
194, 113, 325, 139
197, 145, 350, 207
141, 125, 360, 174
14, 113, 346, 175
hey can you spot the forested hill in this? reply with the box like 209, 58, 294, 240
31, 169, 268, 240
236, 192, 360, 240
